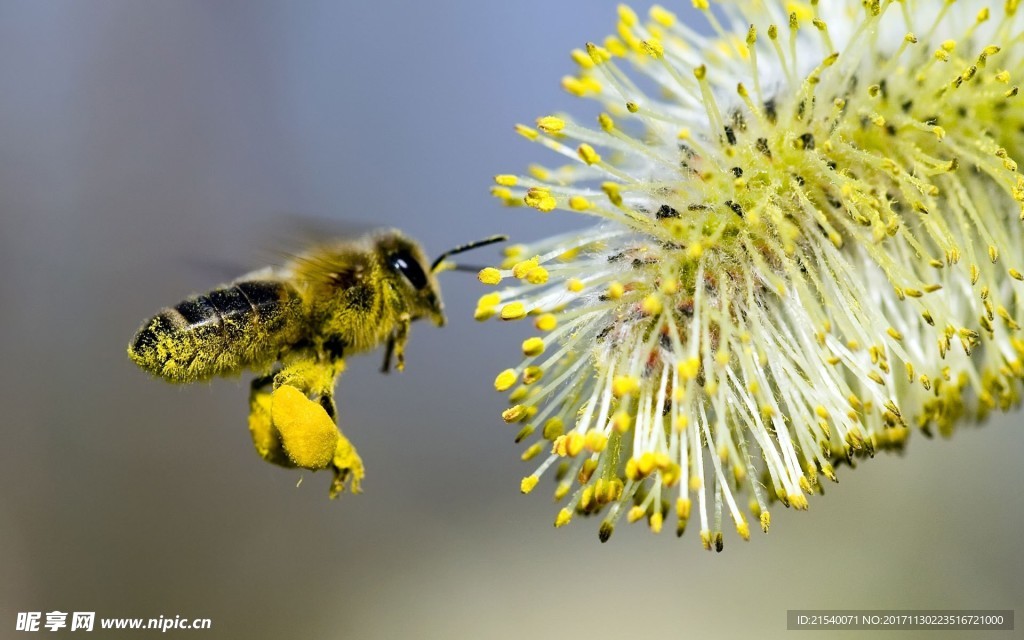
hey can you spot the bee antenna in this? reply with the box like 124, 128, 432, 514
431, 235, 508, 273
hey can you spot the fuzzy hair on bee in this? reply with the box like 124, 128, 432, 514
128, 229, 505, 497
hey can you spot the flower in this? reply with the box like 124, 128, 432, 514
482, 0, 1024, 549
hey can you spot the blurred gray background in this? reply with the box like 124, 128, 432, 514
0, 1, 1020, 638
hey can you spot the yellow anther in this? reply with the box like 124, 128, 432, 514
478, 267, 502, 285
520, 475, 539, 494
887, 327, 904, 341
637, 452, 656, 476
577, 143, 601, 165
542, 417, 564, 440
678, 357, 700, 380
494, 369, 517, 392
626, 505, 646, 523
584, 430, 608, 452
641, 39, 664, 58
692, 0, 709, 9
493, 174, 518, 186
586, 42, 611, 64
568, 196, 592, 211
527, 164, 550, 181
567, 278, 585, 293
524, 188, 557, 212
693, 64, 707, 80
601, 182, 623, 206
522, 366, 543, 385
674, 414, 688, 432
553, 431, 584, 457
514, 124, 540, 140
525, 266, 549, 285
641, 294, 663, 315
650, 5, 676, 26
561, 76, 588, 97
500, 302, 527, 320
607, 281, 625, 299
476, 292, 500, 310
502, 404, 528, 423
603, 36, 626, 58
612, 411, 632, 432
1010, 268, 1024, 281
536, 116, 566, 133
522, 337, 545, 357
535, 313, 558, 332
617, 4, 639, 26
571, 48, 594, 68
714, 350, 730, 366
554, 508, 572, 527
815, 405, 830, 420
649, 512, 664, 534
612, 375, 640, 397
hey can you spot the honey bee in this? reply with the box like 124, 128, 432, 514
128, 229, 505, 497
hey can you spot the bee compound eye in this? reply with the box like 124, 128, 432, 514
389, 250, 429, 290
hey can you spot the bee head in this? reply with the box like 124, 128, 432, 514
375, 232, 446, 327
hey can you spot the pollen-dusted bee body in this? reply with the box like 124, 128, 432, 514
128, 229, 504, 497
129, 280, 304, 383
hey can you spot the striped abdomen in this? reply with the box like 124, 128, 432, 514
129, 280, 304, 383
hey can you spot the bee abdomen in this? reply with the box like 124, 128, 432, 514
129, 280, 302, 383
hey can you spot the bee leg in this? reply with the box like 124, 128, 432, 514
392, 313, 411, 372
319, 391, 337, 420
380, 335, 396, 374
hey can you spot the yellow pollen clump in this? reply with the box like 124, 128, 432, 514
494, 369, 517, 392
522, 337, 546, 357
607, 282, 625, 299
270, 385, 340, 470
520, 475, 539, 494
500, 302, 527, 320
477, 267, 502, 285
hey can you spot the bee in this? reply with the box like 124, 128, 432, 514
128, 229, 505, 497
